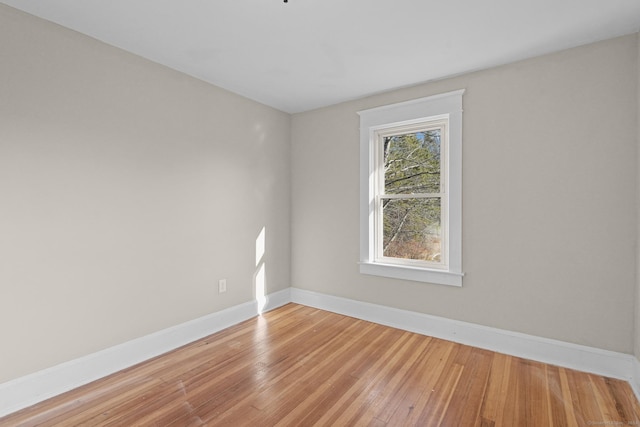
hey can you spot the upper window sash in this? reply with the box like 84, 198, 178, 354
375, 119, 448, 196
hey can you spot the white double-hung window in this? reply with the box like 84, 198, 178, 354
359, 90, 464, 286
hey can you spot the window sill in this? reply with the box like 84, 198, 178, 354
359, 262, 463, 287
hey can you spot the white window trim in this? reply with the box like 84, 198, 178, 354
358, 90, 464, 286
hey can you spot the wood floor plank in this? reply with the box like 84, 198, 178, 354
370, 337, 439, 424
416, 362, 465, 426
1, 303, 639, 426
607, 377, 640, 422
453, 348, 495, 425
163, 312, 363, 426
476, 351, 511, 427
215, 319, 386, 426
311, 331, 419, 426
341, 334, 433, 425
558, 367, 581, 427
545, 365, 570, 427
386, 339, 456, 426
267, 329, 395, 426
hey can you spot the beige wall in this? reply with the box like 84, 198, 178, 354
0, 5, 291, 383
292, 35, 638, 353
636, 32, 640, 359
2, 1, 639, 386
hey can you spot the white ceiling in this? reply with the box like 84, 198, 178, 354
3, 0, 640, 113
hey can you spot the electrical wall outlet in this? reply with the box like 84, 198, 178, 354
218, 279, 227, 293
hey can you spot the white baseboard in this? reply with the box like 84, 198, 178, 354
0, 288, 291, 418
2, 286, 637, 418
262, 287, 292, 313
631, 356, 640, 401
290, 288, 636, 384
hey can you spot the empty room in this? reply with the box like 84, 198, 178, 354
1, 0, 640, 425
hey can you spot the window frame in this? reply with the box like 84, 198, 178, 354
374, 118, 449, 270
358, 90, 464, 286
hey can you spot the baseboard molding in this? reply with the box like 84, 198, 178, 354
290, 288, 636, 384
631, 356, 640, 401
0, 288, 291, 418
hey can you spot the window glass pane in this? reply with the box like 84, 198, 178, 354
384, 129, 441, 194
382, 197, 441, 262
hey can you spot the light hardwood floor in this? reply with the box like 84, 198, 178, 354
1, 303, 639, 426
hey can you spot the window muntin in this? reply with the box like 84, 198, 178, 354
374, 118, 449, 270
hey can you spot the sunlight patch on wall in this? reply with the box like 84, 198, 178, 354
255, 227, 266, 313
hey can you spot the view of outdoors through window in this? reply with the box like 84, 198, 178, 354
381, 129, 442, 263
